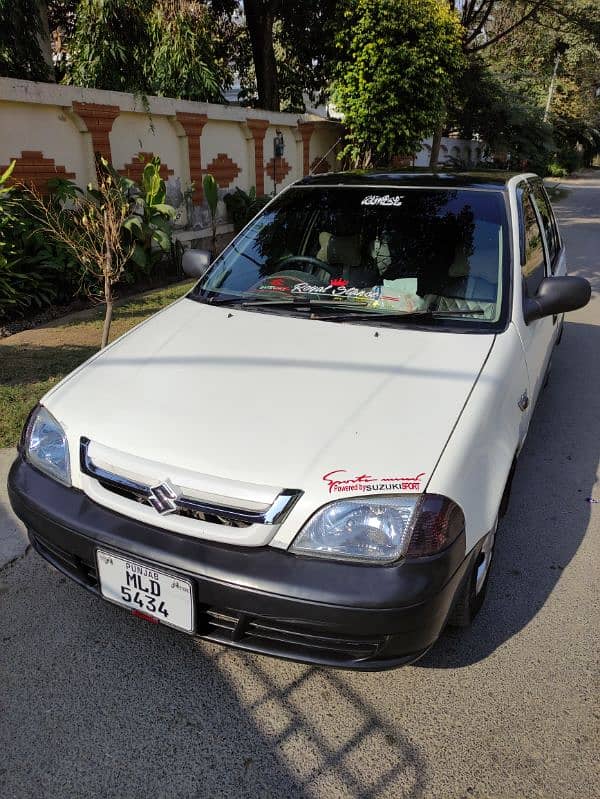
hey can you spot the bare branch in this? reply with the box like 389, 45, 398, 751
469, 0, 550, 52
464, 1, 496, 47
21, 172, 135, 348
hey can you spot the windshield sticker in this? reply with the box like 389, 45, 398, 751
258, 277, 291, 293
292, 282, 382, 301
361, 194, 403, 207
323, 470, 426, 494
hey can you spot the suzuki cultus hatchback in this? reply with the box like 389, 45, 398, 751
9, 171, 591, 669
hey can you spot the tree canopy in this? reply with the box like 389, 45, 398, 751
1, 0, 599, 170
332, 0, 465, 168
0, 0, 52, 81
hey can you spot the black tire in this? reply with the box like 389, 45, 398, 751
448, 522, 497, 628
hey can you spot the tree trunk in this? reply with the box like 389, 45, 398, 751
101, 274, 113, 349
243, 0, 280, 111
36, 0, 55, 81
429, 122, 444, 172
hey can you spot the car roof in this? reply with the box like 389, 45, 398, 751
296, 169, 533, 191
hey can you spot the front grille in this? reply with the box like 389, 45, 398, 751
81, 437, 303, 530
96, 478, 250, 528
30, 532, 98, 589
202, 608, 385, 663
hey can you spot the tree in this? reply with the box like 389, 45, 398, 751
146, 2, 221, 101
28, 162, 134, 347
483, 0, 600, 167
242, 0, 279, 111
442, 1, 600, 170
217, 0, 337, 111
63, 0, 222, 100
0, 0, 52, 81
333, 0, 465, 169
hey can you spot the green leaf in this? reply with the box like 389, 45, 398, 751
123, 215, 144, 235
151, 203, 176, 219
0, 160, 16, 186
203, 174, 219, 216
131, 243, 149, 268
151, 228, 172, 251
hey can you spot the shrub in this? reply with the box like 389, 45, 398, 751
0, 163, 81, 320
546, 162, 569, 178
0, 156, 176, 325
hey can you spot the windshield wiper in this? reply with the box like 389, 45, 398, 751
204, 294, 488, 322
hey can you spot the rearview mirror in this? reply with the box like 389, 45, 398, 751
524, 276, 591, 324
182, 248, 212, 279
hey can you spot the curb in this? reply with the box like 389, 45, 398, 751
0, 448, 28, 569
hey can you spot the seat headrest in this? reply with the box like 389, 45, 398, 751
448, 222, 501, 285
317, 232, 362, 268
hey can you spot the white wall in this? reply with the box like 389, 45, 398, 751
0, 78, 342, 226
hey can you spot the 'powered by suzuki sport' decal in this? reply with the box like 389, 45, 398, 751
323, 470, 426, 495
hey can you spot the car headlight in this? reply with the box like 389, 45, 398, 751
24, 405, 71, 486
290, 494, 464, 564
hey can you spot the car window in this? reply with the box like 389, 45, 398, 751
192, 186, 510, 330
530, 181, 559, 270
521, 190, 547, 296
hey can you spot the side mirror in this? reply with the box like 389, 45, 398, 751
524, 275, 591, 324
182, 248, 212, 279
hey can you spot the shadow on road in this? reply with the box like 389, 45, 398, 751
0, 560, 429, 799
417, 318, 599, 669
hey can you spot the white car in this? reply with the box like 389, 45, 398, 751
8, 171, 590, 670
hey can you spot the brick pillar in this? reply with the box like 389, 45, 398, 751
298, 122, 315, 176
246, 119, 270, 196
176, 112, 208, 203
72, 102, 120, 162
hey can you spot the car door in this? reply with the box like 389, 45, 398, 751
515, 181, 555, 411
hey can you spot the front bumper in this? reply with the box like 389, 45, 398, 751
8, 456, 474, 670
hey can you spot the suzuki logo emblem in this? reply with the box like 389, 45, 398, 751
148, 480, 179, 515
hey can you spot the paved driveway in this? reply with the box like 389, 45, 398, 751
0, 175, 598, 798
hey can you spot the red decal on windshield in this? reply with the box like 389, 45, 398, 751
329, 278, 349, 288
323, 469, 426, 494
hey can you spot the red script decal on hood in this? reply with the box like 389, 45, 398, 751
323, 470, 426, 495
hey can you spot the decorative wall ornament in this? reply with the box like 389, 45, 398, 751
245, 119, 270, 196
0, 150, 75, 194
176, 112, 208, 203
265, 156, 291, 182
205, 153, 241, 188
72, 101, 120, 162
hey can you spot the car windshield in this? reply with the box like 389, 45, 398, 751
191, 186, 509, 328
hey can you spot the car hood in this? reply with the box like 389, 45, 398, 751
44, 297, 494, 546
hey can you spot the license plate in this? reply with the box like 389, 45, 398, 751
96, 550, 194, 633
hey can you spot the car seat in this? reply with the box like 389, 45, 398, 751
426, 222, 501, 319
316, 230, 380, 287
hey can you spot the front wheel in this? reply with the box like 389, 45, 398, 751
448, 521, 497, 628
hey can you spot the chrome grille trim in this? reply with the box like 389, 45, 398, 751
80, 437, 303, 527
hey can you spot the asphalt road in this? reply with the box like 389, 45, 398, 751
1, 174, 599, 799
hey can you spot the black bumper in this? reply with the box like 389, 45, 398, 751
8, 456, 474, 670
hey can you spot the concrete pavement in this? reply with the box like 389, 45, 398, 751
0, 173, 598, 798
0, 449, 27, 567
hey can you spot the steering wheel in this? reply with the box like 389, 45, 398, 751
275, 255, 336, 277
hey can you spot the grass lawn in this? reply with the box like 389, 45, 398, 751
0, 280, 194, 448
